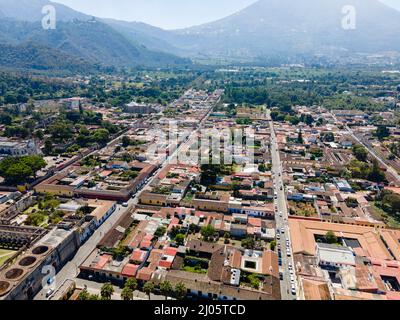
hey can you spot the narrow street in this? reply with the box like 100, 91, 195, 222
267, 110, 297, 300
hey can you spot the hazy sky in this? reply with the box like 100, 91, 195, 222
52, 0, 400, 30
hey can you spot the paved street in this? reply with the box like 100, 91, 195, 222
267, 110, 297, 300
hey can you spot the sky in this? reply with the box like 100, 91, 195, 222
52, 0, 400, 30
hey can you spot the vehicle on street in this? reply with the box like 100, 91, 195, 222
46, 289, 54, 299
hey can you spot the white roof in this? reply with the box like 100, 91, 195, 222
317, 243, 356, 266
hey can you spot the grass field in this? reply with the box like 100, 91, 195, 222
0, 249, 16, 267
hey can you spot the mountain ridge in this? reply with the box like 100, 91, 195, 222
0, 0, 191, 72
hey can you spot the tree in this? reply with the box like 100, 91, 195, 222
0, 113, 12, 125
121, 286, 133, 301
160, 281, 173, 300
125, 278, 138, 291
92, 128, 110, 145
88, 294, 100, 301
122, 136, 131, 148
49, 121, 73, 142
325, 231, 338, 244
352, 145, 368, 162
297, 129, 303, 144
375, 125, 390, 141
368, 160, 387, 183
174, 282, 187, 300
241, 237, 256, 249
175, 233, 185, 246
100, 283, 114, 300
143, 282, 155, 300
270, 240, 277, 251
0, 155, 46, 184
321, 132, 335, 143
258, 163, 267, 172
77, 288, 90, 301
200, 224, 216, 242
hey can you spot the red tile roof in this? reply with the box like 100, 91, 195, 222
95, 254, 111, 270
130, 249, 147, 263
164, 247, 178, 257
121, 264, 139, 277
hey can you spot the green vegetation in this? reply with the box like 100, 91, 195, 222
241, 272, 262, 290
174, 282, 187, 300
375, 125, 390, 141
200, 162, 233, 186
236, 118, 252, 125
100, 283, 114, 300
121, 286, 134, 301
241, 237, 256, 250
375, 190, 400, 227
0, 249, 16, 267
25, 194, 65, 227
78, 288, 100, 301
321, 132, 335, 143
289, 201, 317, 217
352, 145, 368, 162
200, 225, 217, 242
182, 256, 209, 274
0, 155, 46, 184
155, 226, 167, 238
160, 281, 173, 300
325, 231, 339, 245
346, 159, 387, 183
121, 277, 138, 300
143, 282, 155, 300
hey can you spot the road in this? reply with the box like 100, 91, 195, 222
34, 97, 217, 300
331, 113, 400, 183
267, 110, 297, 300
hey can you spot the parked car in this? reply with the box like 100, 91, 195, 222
46, 289, 54, 299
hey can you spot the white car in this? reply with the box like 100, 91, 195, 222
46, 289, 54, 299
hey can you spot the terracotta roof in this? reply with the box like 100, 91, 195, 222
302, 278, 331, 300
95, 254, 111, 270
136, 267, 154, 281
121, 264, 139, 277
288, 218, 393, 261
261, 250, 279, 278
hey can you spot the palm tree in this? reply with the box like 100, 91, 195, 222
77, 288, 90, 301
160, 281, 173, 300
174, 282, 187, 300
125, 278, 138, 291
143, 282, 155, 300
121, 286, 134, 301
100, 283, 114, 300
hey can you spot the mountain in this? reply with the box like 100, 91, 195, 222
0, 41, 95, 72
168, 0, 400, 61
0, 0, 190, 72
103, 19, 186, 56
0, 0, 89, 22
